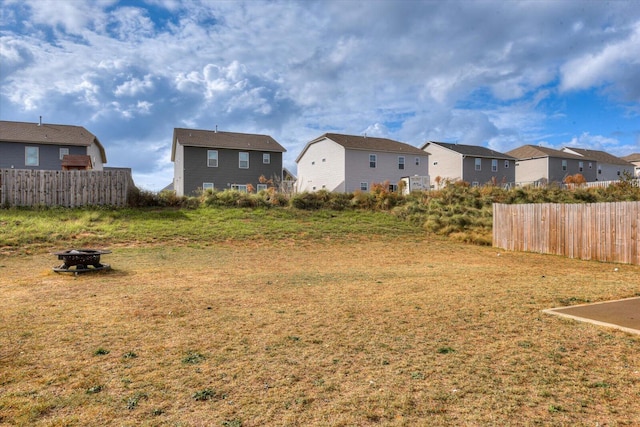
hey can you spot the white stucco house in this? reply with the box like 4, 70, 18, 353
296, 133, 429, 193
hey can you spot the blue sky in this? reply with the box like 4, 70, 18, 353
1, 0, 639, 190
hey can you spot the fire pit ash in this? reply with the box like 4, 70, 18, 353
52, 249, 111, 273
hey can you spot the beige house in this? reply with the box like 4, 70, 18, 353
296, 133, 429, 193
622, 153, 640, 177
507, 145, 597, 184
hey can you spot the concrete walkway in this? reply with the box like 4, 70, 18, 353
543, 297, 640, 335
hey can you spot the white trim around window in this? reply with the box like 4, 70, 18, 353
203, 182, 214, 191
59, 148, 69, 160
207, 150, 218, 167
263, 153, 270, 164
369, 154, 376, 168
239, 152, 249, 169
398, 156, 405, 170
232, 184, 248, 192
360, 182, 369, 191
25, 146, 39, 166
504, 160, 510, 168
257, 183, 268, 191
491, 159, 498, 172
475, 158, 481, 171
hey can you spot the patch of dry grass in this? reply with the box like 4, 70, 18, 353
1, 238, 639, 426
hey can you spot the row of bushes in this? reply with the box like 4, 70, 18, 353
128, 178, 640, 245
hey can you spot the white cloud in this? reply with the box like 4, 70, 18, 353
1, 1, 639, 190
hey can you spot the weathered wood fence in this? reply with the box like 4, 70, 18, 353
493, 202, 640, 265
0, 169, 134, 207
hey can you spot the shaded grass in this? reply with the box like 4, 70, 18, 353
0, 207, 418, 253
1, 236, 639, 425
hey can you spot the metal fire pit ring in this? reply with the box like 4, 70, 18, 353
52, 249, 111, 273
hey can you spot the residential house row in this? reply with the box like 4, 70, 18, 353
1, 119, 637, 196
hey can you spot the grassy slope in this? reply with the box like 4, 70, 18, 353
0, 207, 639, 426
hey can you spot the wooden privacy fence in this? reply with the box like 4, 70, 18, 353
493, 202, 640, 265
0, 169, 134, 207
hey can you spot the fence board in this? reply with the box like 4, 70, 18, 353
493, 202, 640, 265
0, 169, 132, 207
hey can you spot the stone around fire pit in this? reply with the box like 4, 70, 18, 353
52, 249, 111, 274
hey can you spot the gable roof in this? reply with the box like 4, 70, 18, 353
622, 153, 640, 162
171, 128, 286, 161
562, 147, 632, 166
422, 141, 516, 160
506, 145, 591, 161
296, 133, 425, 162
0, 120, 107, 163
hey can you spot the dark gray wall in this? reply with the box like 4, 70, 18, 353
548, 157, 597, 183
183, 146, 283, 195
0, 142, 86, 170
462, 157, 516, 185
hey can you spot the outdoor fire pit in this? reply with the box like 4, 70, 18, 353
52, 249, 111, 273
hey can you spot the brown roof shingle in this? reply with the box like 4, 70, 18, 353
0, 120, 107, 163
296, 133, 425, 162
563, 147, 632, 166
506, 145, 590, 161
422, 141, 516, 160
172, 128, 286, 161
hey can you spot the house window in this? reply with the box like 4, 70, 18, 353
491, 159, 498, 172
263, 153, 270, 164
231, 184, 248, 192
239, 152, 249, 169
389, 184, 398, 192
207, 150, 218, 167
504, 160, 510, 168
598, 167, 602, 175
257, 184, 268, 191
25, 147, 39, 166
398, 156, 405, 170
415, 157, 420, 166
59, 148, 69, 160
562, 160, 567, 171
579, 161, 584, 172
369, 154, 377, 168
360, 182, 369, 191
475, 158, 481, 171
472, 181, 479, 187
617, 170, 621, 176
202, 182, 214, 191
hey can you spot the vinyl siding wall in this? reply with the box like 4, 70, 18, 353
344, 150, 429, 193
424, 144, 462, 183
296, 138, 346, 192
0, 142, 86, 170
181, 145, 283, 196
462, 157, 515, 185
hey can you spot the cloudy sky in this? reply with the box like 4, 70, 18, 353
1, 0, 639, 190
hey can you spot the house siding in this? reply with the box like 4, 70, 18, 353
462, 157, 515, 185
181, 145, 283, 195
0, 142, 86, 170
595, 163, 633, 181
344, 150, 429, 192
514, 157, 548, 184
425, 144, 462, 183
296, 138, 346, 192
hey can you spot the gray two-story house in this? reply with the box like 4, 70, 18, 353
421, 141, 516, 187
171, 128, 287, 196
0, 120, 106, 170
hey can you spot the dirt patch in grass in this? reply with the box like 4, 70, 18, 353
1, 238, 639, 425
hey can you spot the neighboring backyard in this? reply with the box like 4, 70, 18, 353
0, 206, 639, 426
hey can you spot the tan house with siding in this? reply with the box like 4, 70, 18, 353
507, 145, 597, 185
621, 153, 640, 177
296, 133, 429, 193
